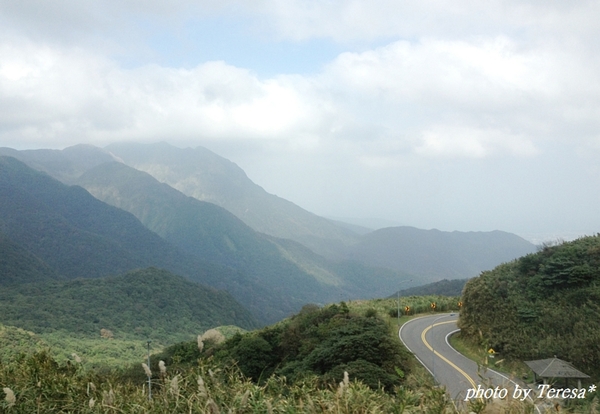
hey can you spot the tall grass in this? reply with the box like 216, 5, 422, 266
5, 349, 593, 413
0, 349, 471, 413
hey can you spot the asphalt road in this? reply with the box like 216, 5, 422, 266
399, 313, 515, 406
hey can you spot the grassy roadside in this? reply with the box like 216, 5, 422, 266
448, 330, 533, 382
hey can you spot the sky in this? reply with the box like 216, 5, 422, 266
1, 1, 600, 242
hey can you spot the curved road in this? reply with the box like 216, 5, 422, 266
399, 314, 520, 407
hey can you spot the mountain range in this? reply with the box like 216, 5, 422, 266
0, 142, 537, 328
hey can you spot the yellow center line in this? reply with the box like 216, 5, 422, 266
421, 320, 477, 389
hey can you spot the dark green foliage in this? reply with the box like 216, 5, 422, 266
0, 267, 258, 342
192, 304, 412, 391
324, 359, 399, 390
459, 235, 600, 379
231, 335, 278, 380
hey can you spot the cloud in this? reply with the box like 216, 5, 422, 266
0, 38, 333, 147
415, 125, 537, 158
240, 0, 600, 44
2, 24, 599, 163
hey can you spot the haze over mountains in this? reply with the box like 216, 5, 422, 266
104, 142, 360, 258
0, 142, 537, 326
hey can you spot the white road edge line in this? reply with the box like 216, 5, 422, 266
444, 328, 542, 414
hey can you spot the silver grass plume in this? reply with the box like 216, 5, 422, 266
71, 353, 82, 363
240, 389, 250, 407
197, 375, 207, 397
197, 334, 204, 352
200, 329, 225, 344
3, 387, 15, 407
207, 398, 219, 414
337, 371, 350, 397
170, 375, 180, 396
102, 389, 115, 406
142, 363, 152, 378
159, 360, 167, 377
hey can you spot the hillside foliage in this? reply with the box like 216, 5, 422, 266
153, 303, 412, 392
459, 235, 600, 378
0, 267, 258, 343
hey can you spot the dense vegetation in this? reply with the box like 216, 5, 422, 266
0, 301, 464, 413
156, 303, 412, 392
459, 235, 600, 379
0, 267, 258, 343
0, 324, 45, 362
0, 349, 461, 413
3, 295, 597, 412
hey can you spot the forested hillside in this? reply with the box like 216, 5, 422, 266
0, 267, 258, 342
153, 302, 412, 392
0, 233, 64, 285
0, 155, 211, 280
459, 235, 600, 378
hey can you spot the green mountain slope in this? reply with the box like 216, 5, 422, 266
76, 162, 412, 308
0, 232, 64, 285
103, 142, 360, 255
0, 324, 46, 362
0, 267, 258, 342
0, 155, 194, 279
459, 235, 600, 378
344, 226, 536, 282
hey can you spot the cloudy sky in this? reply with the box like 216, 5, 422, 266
1, 1, 599, 241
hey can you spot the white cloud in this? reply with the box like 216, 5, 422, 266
415, 125, 537, 158
2, 23, 599, 162
0, 39, 330, 146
